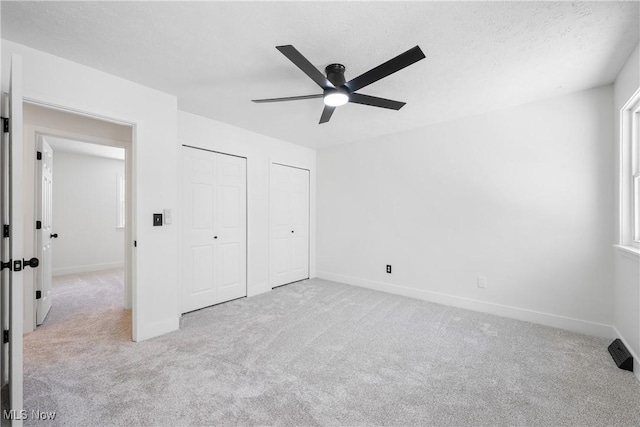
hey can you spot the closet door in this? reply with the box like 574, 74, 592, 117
182, 147, 246, 314
270, 163, 310, 288
215, 153, 247, 303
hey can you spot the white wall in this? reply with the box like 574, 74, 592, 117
178, 111, 316, 297
612, 42, 640, 379
23, 102, 132, 142
51, 150, 125, 276
318, 85, 615, 337
3, 40, 180, 341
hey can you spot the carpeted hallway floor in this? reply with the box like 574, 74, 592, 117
22, 270, 640, 426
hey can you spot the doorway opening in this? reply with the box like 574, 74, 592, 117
38, 136, 126, 330
22, 102, 134, 337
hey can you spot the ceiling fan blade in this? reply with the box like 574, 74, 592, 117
252, 94, 323, 103
319, 105, 335, 124
349, 93, 406, 110
343, 45, 425, 93
276, 45, 335, 90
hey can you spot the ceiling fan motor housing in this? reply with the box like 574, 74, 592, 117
324, 63, 350, 105
325, 64, 346, 87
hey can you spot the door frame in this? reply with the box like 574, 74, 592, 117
21, 98, 136, 338
268, 161, 311, 289
34, 135, 53, 326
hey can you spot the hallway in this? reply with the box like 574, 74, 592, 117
22, 268, 130, 424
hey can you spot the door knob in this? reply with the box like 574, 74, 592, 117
214, 236, 218, 239
23, 257, 39, 268
291, 230, 294, 233
50, 233, 58, 239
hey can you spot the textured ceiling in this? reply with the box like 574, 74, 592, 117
2, 1, 639, 149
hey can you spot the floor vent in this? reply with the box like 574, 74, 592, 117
608, 339, 633, 372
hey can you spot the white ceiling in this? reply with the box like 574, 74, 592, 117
45, 136, 125, 161
2, 1, 638, 149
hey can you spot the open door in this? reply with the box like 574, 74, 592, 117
35, 136, 53, 325
270, 163, 310, 288
1, 54, 25, 425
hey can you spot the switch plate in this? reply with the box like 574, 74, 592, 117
386, 265, 392, 274
163, 209, 172, 225
477, 276, 487, 289
153, 213, 163, 227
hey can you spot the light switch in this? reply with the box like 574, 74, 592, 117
153, 213, 163, 226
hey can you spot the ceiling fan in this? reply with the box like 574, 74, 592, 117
252, 45, 426, 124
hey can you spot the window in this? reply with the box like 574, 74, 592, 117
620, 88, 640, 249
116, 174, 125, 229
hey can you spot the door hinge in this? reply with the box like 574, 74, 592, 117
134, 240, 137, 247
3, 330, 8, 344
3, 224, 8, 238
37, 151, 42, 160
36, 220, 42, 230
2, 117, 8, 133
1, 260, 11, 271
35, 290, 42, 300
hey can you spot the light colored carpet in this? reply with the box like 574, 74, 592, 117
21, 270, 640, 426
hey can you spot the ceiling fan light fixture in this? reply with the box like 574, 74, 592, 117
323, 90, 349, 107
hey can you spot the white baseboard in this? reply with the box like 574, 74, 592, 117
317, 271, 613, 339
133, 316, 179, 342
53, 262, 124, 276
612, 327, 640, 383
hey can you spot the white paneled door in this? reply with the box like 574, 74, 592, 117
270, 163, 310, 288
1, 54, 24, 426
35, 136, 53, 325
182, 147, 246, 314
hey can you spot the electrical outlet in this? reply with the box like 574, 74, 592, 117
477, 276, 487, 289
386, 265, 392, 274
